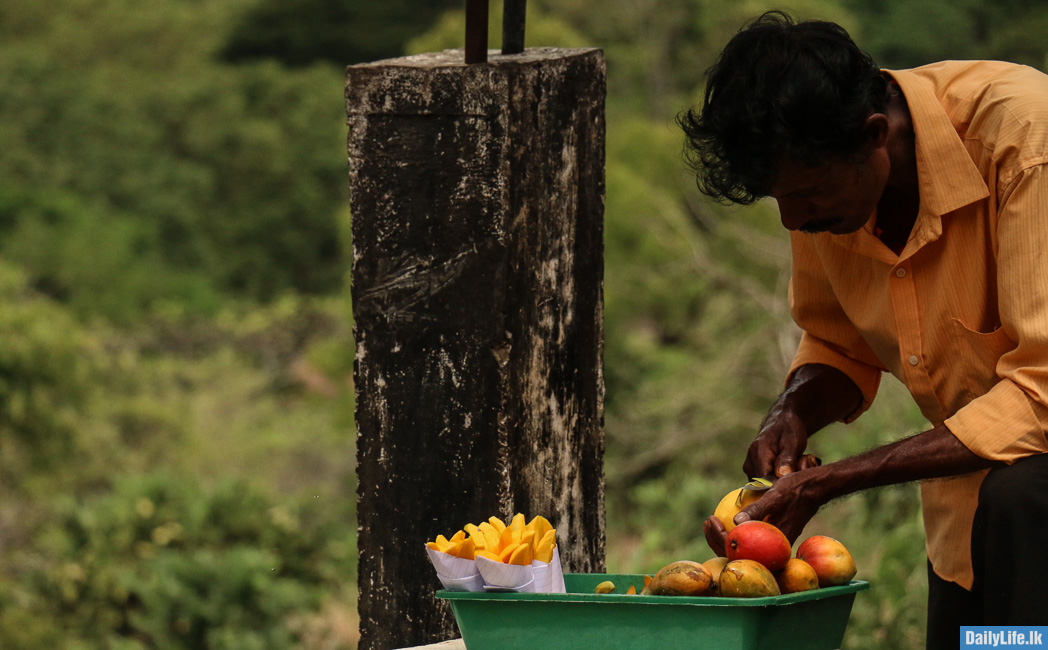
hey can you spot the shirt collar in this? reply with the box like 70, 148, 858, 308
885, 67, 990, 219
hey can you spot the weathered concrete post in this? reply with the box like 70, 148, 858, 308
346, 47, 606, 650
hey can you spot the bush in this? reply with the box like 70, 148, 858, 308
1, 474, 355, 650
0, 260, 98, 468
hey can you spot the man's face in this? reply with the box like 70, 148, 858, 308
768, 150, 889, 235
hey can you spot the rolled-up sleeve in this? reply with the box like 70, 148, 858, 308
945, 163, 1048, 461
787, 234, 884, 423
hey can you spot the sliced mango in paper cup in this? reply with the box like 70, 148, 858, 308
426, 545, 480, 584
475, 554, 534, 590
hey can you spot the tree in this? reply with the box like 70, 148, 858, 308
844, 0, 1048, 70
222, 0, 462, 66
0, 0, 348, 311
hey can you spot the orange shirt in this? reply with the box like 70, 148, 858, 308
788, 61, 1048, 589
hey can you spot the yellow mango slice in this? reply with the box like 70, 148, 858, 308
508, 543, 533, 566
499, 542, 520, 563
509, 513, 526, 535
467, 529, 486, 551
488, 516, 507, 534
432, 534, 454, 553
527, 515, 553, 542
521, 529, 536, 550
478, 522, 501, 551
451, 536, 475, 560
534, 529, 556, 563
499, 523, 521, 551
449, 530, 466, 544
475, 549, 501, 562
464, 523, 480, 537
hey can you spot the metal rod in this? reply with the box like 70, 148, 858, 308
502, 0, 526, 55
465, 0, 489, 64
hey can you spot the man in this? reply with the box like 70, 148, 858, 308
679, 10, 1048, 647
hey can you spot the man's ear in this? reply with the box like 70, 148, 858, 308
864, 113, 890, 150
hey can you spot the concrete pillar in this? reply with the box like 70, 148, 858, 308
346, 47, 606, 650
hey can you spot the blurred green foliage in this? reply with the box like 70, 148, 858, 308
0, 0, 347, 310
1, 0, 1045, 647
2, 473, 353, 649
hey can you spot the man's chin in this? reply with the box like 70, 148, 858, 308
827, 219, 866, 235
801, 218, 844, 234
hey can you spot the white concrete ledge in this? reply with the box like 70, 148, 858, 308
396, 639, 466, 650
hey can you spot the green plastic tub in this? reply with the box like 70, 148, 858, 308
438, 573, 869, 650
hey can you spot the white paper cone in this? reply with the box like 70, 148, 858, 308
484, 577, 534, 593
426, 545, 482, 589
437, 572, 486, 592
475, 555, 534, 590
550, 546, 566, 593
531, 559, 555, 593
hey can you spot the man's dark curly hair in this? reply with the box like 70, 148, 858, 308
678, 11, 889, 204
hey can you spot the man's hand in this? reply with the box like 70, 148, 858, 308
704, 513, 729, 556
706, 425, 1003, 556
733, 469, 824, 542
704, 468, 824, 553
744, 407, 811, 480
744, 364, 863, 480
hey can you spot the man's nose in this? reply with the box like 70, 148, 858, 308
776, 199, 811, 231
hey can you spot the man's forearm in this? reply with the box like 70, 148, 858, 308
736, 422, 1001, 543
770, 363, 865, 436
803, 424, 1002, 503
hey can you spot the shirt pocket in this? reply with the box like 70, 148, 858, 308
950, 318, 1016, 408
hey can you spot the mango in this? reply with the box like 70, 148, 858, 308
521, 529, 536, 549
702, 557, 730, 594
499, 522, 521, 550
594, 580, 616, 594
726, 521, 791, 572
508, 513, 526, 535
644, 560, 713, 597
499, 542, 520, 563
796, 535, 856, 587
507, 542, 533, 566
718, 559, 781, 598
775, 557, 820, 594
713, 484, 765, 532
534, 529, 557, 563
478, 522, 501, 551
527, 515, 553, 542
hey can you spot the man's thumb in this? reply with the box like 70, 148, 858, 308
775, 453, 796, 477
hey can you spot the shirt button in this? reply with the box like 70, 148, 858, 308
908, 355, 919, 366
895, 268, 907, 278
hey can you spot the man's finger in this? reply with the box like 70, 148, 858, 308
734, 500, 763, 526
774, 452, 796, 477
798, 454, 822, 470
704, 515, 727, 556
